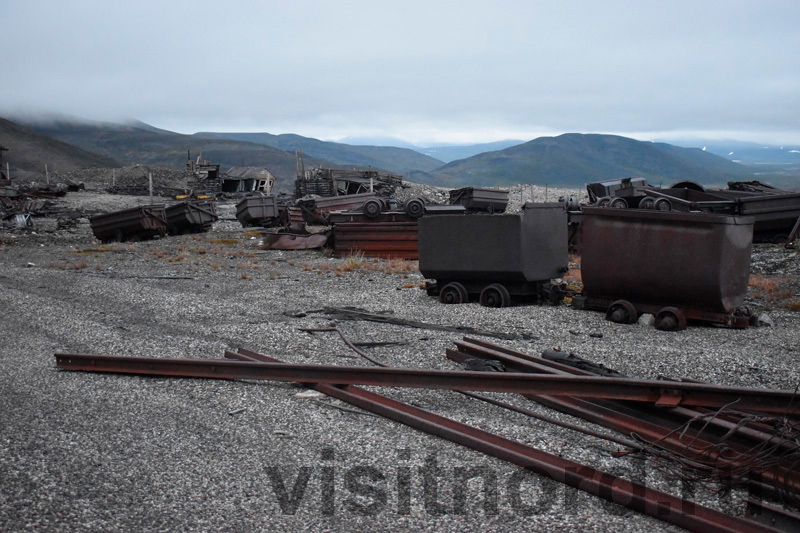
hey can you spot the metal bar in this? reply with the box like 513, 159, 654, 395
746, 498, 800, 532
225, 348, 772, 533
53, 353, 800, 414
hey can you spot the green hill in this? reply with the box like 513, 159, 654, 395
0, 116, 119, 175
196, 131, 445, 174
427, 133, 757, 188
20, 118, 328, 182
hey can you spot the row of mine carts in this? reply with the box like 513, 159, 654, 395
89, 200, 218, 243
90, 179, 800, 331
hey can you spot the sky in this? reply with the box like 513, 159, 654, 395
1, 0, 799, 146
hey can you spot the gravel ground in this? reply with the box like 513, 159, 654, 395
0, 187, 798, 532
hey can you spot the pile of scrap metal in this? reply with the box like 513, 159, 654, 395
0, 185, 67, 227
580, 177, 800, 243
295, 167, 403, 198
54, 340, 800, 532
89, 200, 218, 243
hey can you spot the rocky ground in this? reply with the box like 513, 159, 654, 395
0, 181, 798, 532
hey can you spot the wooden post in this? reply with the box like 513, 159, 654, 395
45, 164, 49, 185
149, 172, 153, 203
370, 177, 374, 192
112, 169, 116, 187
6, 162, 9, 181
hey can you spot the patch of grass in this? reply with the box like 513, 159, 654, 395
208, 238, 240, 245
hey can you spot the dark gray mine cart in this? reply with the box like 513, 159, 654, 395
573, 207, 755, 330
89, 205, 168, 243
448, 187, 509, 213
236, 195, 279, 227
419, 203, 569, 307
165, 200, 218, 235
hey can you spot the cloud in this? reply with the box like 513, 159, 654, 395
1, 0, 799, 143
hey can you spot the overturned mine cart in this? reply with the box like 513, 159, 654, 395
419, 203, 568, 306
89, 205, 168, 243
573, 207, 755, 330
165, 200, 218, 235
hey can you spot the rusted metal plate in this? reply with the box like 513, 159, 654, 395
261, 231, 330, 250
580, 207, 754, 315
333, 221, 418, 259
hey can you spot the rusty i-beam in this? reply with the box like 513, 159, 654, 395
54, 353, 800, 415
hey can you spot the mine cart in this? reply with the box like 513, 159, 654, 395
573, 207, 755, 330
165, 200, 218, 235
89, 205, 168, 243
448, 187, 509, 213
419, 203, 569, 307
235, 195, 280, 227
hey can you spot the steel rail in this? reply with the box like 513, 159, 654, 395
448, 341, 800, 496
54, 353, 800, 414
224, 348, 774, 533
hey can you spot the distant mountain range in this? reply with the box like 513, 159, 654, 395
414, 133, 758, 188
4, 114, 799, 190
195, 131, 444, 174
660, 138, 800, 165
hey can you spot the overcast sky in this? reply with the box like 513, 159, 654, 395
1, 0, 799, 145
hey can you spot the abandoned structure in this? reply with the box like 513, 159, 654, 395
186, 151, 220, 180
223, 166, 276, 194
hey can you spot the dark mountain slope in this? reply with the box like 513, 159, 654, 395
0, 116, 119, 174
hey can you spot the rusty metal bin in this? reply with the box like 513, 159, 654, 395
165, 200, 218, 235
89, 205, 168, 243
419, 203, 568, 306
236, 195, 279, 227
578, 207, 754, 327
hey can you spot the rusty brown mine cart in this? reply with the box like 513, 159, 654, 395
89, 205, 168, 243
573, 207, 755, 330
235, 195, 279, 227
165, 200, 218, 235
418, 203, 569, 307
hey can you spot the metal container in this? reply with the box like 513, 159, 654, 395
580, 207, 754, 316
448, 187, 509, 213
419, 203, 568, 285
235, 195, 279, 227
89, 205, 168, 243
165, 200, 218, 235
314, 192, 377, 214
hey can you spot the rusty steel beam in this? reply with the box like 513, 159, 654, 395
54, 353, 800, 414
224, 348, 771, 533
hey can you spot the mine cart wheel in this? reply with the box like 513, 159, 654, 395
654, 198, 672, 211
405, 198, 425, 218
439, 282, 469, 304
479, 283, 512, 308
606, 300, 638, 324
609, 198, 628, 209
363, 199, 383, 218
638, 197, 655, 210
596, 196, 612, 207
654, 307, 687, 331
